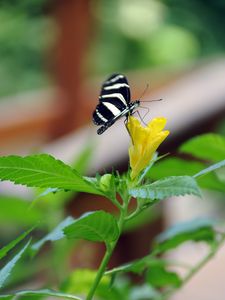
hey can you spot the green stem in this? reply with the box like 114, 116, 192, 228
110, 195, 123, 210
86, 202, 128, 300
86, 244, 115, 300
160, 234, 225, 300
125, 204, 142, 221
125, 196, 148, 222
184, 235, 225, 282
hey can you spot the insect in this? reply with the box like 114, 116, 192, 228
93, 73, 140, 135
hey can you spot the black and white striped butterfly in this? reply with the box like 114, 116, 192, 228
93, 73, 140, 135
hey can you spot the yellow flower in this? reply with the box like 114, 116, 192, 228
127, 116, 170, 180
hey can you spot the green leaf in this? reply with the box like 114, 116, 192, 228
129, 176, 201, 200
36, 187, 61, 198
0, 289, 82, 300
154, 218, 216, 253
130, 284, 160, 300
148, 157, 207, 178
34, 187, 73, 211
194, 159, 225, 178
64, 211, 119, 243
0, 196, 42, 226
146, 260, 181, 288
72, 143, 94, 175
106, 257, 181, 288
33, 144, 94, 208
179, 133, 225, 162
62, 269, 111, 298
139, 152, 159, 182
0, 228, 32, 260
0, 240, 30, 289
148, 158, 225, 192
32, 217, 74, 253
106, 255, 157, 276
0, 154, 102, 195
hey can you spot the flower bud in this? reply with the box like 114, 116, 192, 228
99, 174, 112, 191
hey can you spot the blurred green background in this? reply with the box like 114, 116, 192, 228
0, 0, 50, 98
0, 1, 225, 297
0, 0, 225, 98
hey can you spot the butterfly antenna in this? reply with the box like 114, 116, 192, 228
137, 83, 163, 123
138, 84, 163, 103
139, 83, 149, 101
143, 98, 163, 103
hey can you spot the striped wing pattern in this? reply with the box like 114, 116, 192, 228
93, 74, 130, 126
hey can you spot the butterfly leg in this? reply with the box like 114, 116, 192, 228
131, 110, 139, 118
139, 105, 150, 123
134, 109, 148, 126
129, 109, 146, 125
124, 115, 135, 145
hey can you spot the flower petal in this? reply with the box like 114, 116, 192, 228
127, 116, 169, 180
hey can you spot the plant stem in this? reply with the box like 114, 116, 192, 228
86, 203, 128, 300
86, 244, 115, 300
182, 234, 225, 284
160, 234, 225, 300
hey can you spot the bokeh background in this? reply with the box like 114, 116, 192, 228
0, 1, 225, 299
0, 0, 225, 151
1, 0, 225, 96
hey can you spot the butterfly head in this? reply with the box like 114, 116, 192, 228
129, 100, 140, 113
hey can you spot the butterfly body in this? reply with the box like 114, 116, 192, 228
93, 73, 140, 134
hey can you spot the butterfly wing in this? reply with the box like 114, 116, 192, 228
93, 103, 114, 125
93, 73, 131, 130
100, 73, 130, 106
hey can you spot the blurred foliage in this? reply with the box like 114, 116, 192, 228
0, 0, 52, 98
161, 0, 225, 55
216, 118, 225, 137
90, 0, 225, 74
0, 144, 94, 286
149, 133, 225, 193
0, 133, 224, 298
1, 0, 225, 97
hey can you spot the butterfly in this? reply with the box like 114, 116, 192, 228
93, 73, 140, 135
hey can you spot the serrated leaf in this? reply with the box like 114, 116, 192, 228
0, 154, 102, 195
146, 260, 181, 288
33, 187, 73, 211
179, 133, 225, 162
0, 240, 30, 289
64, 211, 119, 243
194, 159, 225, 178
32, 217, 74, 253
148, 158, 225, 192
0, 289, 82, 299
32, 144, 95, 208
0, 228, 33, 260
154, 218, 216, 253
129, 176, 201, 200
